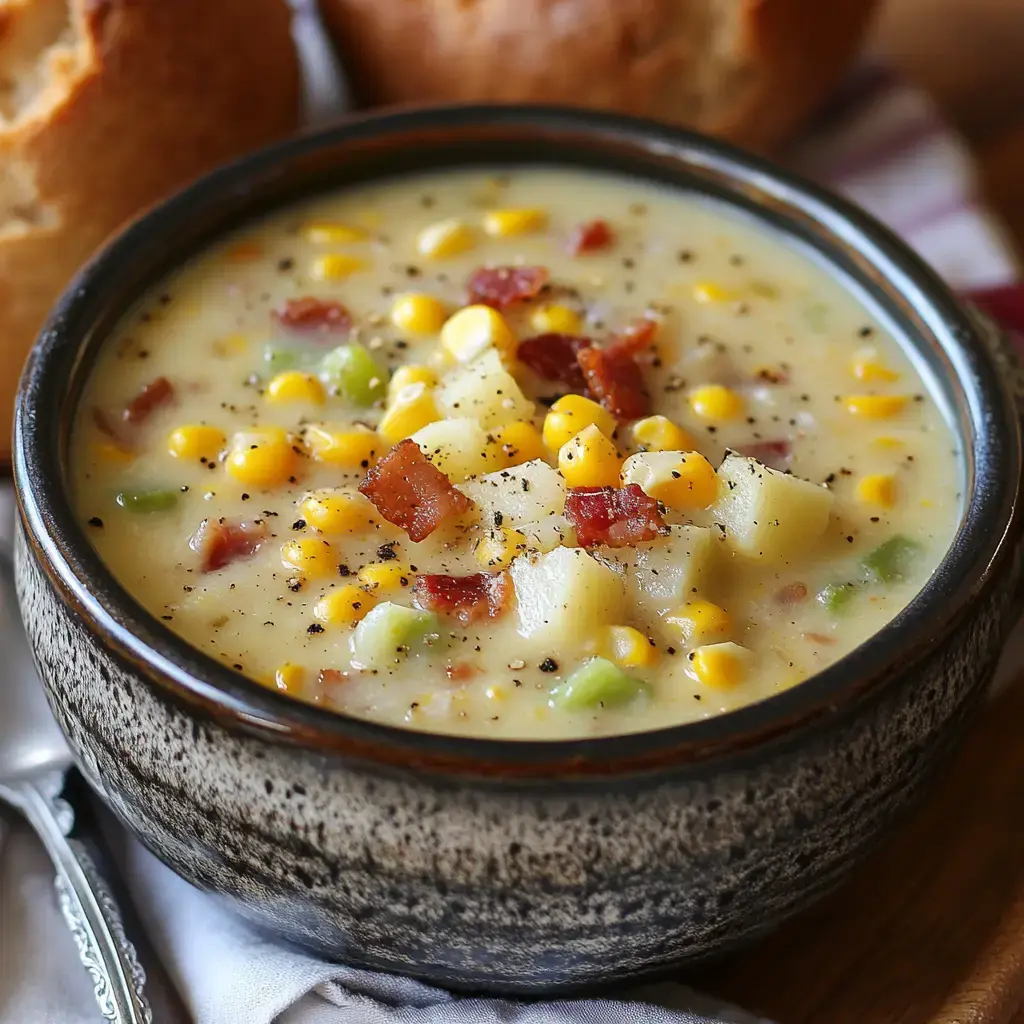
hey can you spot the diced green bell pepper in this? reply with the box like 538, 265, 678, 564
861, 535, 922, 583
115, 489, 178, 513
550, 657, 650, 711
319, 344, 386, 406
349, 602, 439, 670
817, 582, 856, 614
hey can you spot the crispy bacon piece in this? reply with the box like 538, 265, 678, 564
190, 518, 267, 572
775, 582, 809, 605
317, 669, 350, 688
577, 344, 649, 420
359, 439, 472, 542
517, 333, 592, 389
803, 631, 837, 646
755, 365, 790, 385
567, 219, 614, 256
445, 660, 482, 682
412, 571, 512, 626
273, 297, 352, 334
467, 265, 549, 309
123, 377, 174, 424
564, 484, 669, 548
736, 440, 793, 471
610, 317, 659, 356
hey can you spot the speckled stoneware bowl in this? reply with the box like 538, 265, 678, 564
12, 106, 1024, 995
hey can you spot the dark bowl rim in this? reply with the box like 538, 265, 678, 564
13, 103, 1023, 778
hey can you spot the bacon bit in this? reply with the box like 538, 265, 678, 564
578, 344, 649, 420
736, 440, 792, 471
412, 572, 512, 626
189, 518, 267, 572
517, 333, 592, 389
564, 484, 669, 548
755, 365, 790, 385
273, 297, 352, 334
803, 631, 837, 646
225, 241, 264, 264
611, 317, 659, 356
567, 219, 614, 256
444, 660, 482, 682
467, 265, 549, 309
317, 668, 350, 687
122, 376, 174, 424
359, 439, 472, 542
775, 582, 809, 605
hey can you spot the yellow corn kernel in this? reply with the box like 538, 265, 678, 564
300, 492, 375, 534
304, 423, 380, 469
391, 293, 447, 336
266, 370, 326, 405
314, 584, 377, 627
311, 253, 367, 281
690, 642, 749, 689
474, 526, 527, 570
631, 415, 695, 452
851, 348, 900, 383
416, 218, 475, 259
667, 601, 732, 647
872, 436, 905, 450
693, 282, 737, 304
302, 221, 368, 244
388, 364, 438, 402
529, 303, 583, 335
543, 394, 616, 451
211, 332, 248, 358
167, 424, 226, 461
358, 562, 416, 591
378, 382, 442, 446
491, 420, 546, 468
274, 663, 304, 693
440, 304, 516, 363
281, 537, 336, 578
558, 423, 621, 488
485, 684, 508, 702
844, 394, 909, 419
689, 384, 744, 421
226, 428, 297, 488
602, 625, 657, 668
621, 451, 718, 510
93, 441, 134, 464
856, 473, 897, 509
483, 208, 547, 237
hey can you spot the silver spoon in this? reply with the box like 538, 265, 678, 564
0, 545, 151, 1023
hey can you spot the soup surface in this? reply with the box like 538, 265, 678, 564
71, 168, 961, 739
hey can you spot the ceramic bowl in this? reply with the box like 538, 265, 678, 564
12, 105, 1024, 994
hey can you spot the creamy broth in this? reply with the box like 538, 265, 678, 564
70, 168, 961, 738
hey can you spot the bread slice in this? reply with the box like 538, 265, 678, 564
0, 0, 301, 462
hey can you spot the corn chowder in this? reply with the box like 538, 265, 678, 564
71, 168, 961, 739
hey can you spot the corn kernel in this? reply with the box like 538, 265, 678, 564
314, 584, 376, 626
93, 441, 134, 464
211, 333, 248, 358
440, 305, 516, 363
693, 282, 738, 304
601, 625, 657, 668
558, 423, 622, 488
300, 492, 375, 534
667, 601, 732, 646
167, 424, 226, 461
302, 221, 368, 244
844, 394, 908, 419
543, 394, 616, 451
391, 293, 447, 336
266, 371, 325, 405
485, 684, 507, 702
689, 384, 744, 421
304, 423, 380, 468
274, 663, 304, 693
851, 347, 900, 383
856, 473, 897, 509
482, 208, 547, 237
311, 253, 367, 281
378, 382, 442, 446
690, 642, 749, 689
388, 364, 438, 402
491, 420, 546, 468
872, 436, 905, 450
358, 562, 416, 591
281, 537, 336, 578
416, 218, 475, 259
620, 450, 717, 510
226, 428, 297, 488
529, 303, 583, 335
631, 414, 696, 452
474, 526, 527, 570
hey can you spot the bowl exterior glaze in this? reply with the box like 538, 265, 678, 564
12, 107, 1024, 993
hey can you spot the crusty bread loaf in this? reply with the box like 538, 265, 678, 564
0, 0, 301, 462
318, 0, 877, 150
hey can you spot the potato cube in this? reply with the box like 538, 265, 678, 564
438, 350, 535, 429
459, 458, 566, 525
410, 417, 491, 482
519, 514, 577, 552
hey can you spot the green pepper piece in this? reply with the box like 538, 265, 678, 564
116, 489, 178, 513
349, 602, 439, 670
861, 535, 923, 583
817, 582, 856, 614
263, 343, 299, 372
319, 344, 386, 406
550, 657, 650, 711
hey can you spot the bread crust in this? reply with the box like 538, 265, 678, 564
0, 0, 301, 460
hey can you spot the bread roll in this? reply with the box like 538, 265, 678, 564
318, 0, 877, 150
0, 0, 301, 462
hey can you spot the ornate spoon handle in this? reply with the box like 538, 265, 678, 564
0, 774, 152, 1023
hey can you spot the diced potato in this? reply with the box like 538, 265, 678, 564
437, 350, 535, 429
711, 453, 834, 561
510, 547, 627, 646
410, 417, 492, 482
459, 459, 566, 525
519, 514, 577, 552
